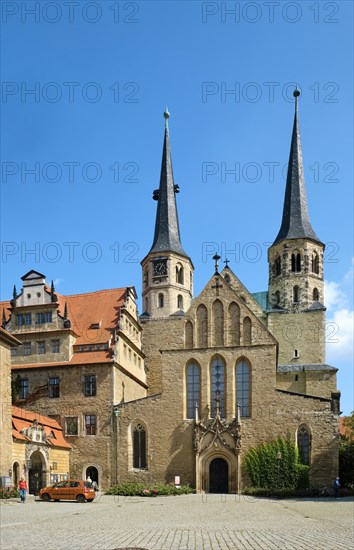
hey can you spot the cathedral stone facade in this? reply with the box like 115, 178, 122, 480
1, 91, 340, 492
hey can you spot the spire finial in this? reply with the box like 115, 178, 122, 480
64, 302, 68, 319
163, 106, 170, 129
293, 86, 300, 112
13, 285, 17, 300
213, 254, 221, 273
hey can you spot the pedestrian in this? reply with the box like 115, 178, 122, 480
86, 475, 92, 484
333, 476, 340, 499
92, 480, 98, 491
18, 478, 28, 503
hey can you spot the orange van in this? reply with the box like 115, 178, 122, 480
39, 480, 96, 502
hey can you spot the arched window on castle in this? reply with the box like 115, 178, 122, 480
312, 253, 320, 274
291, 253, 301, 272
275, 255, 281, 276
243, 317, 252, 344
197, 304, 208, 347
177, 294, 183, 310
176, 264, 184, 285
313, 288, 319, 301
236, 359, 251, 418
212, 299, 224, 346
186, 362, 200, 419
158, 293, 164, 308
133, 423, 147, 469
228, 302, 240, 345
297, 425, 311, 465
293, 286, 300, 303
185, 321, 193, 348
210, 356, 225, 417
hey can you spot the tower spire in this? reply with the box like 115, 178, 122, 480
272, 88, 322, 246
149, 109, 187, 257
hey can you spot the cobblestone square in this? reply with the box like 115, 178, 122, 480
1, 494, 353, 549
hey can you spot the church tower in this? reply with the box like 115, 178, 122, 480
268, 89, 326, 366
141, 109, 193, 319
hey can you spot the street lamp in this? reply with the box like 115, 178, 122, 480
276, 451, 282, 490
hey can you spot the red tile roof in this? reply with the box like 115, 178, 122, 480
12, 406, 71, 449
1, 286, 128, 367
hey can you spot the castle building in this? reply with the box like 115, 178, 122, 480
1, 91, 340, 492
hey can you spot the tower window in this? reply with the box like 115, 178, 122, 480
312, 253, 319, 274
275, 291, 280, 305
176, 264, 184, 285
313, 288, 319, 301
293, 286, 300, 303
291, 253, 301, 272
158, 293, 164, 308
275, 256, 281, 276
177, 294, 183, 309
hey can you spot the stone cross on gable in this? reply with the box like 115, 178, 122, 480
211, 278, 223, 296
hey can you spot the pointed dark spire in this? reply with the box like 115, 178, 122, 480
51, 280, 55, 293
63, 302, 71, 328
149, 108, 188, 257
13, 285, 17, 300
272, 88, 323, 246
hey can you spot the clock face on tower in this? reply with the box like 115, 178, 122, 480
153, 259, 168, 277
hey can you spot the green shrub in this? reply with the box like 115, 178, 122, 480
244, 436, 309, 491
105, 482, 195, 496
0, 486, 20, 499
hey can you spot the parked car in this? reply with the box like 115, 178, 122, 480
39, 480, 96, 502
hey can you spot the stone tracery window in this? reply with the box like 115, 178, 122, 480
133, 423, 147, 469
297, 425, 311, 465
210, 356, 225, 417
186, 363, 200, 419
236, 360, 250, 417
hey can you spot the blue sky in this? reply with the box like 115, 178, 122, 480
1, 1, 353, 413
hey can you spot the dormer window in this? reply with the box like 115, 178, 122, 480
36, 311, 52, 324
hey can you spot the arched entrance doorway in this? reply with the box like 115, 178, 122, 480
209, 458, 229, 493
13, 462, 20, 487
86, 466, 99, 487
28, 451, 45, 495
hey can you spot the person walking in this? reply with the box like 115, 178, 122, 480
333, 476, 340, 499
18, 478, 28, 503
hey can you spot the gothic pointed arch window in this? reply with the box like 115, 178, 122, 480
132, 423, 147, 469
158, 293, 164, 308
177, 294, 183, 310
212, 299, 224, 346
185, 321, 193, 348
293, 286, 300, 303
210, 356, 225, 417
313, 288, 319, 301
228, 302, 240, 345
186, 362, 200, 419
312, 253, 320, 274
297, 425, 311, 465
243, 317, 252, 344
236, 359, 251, 417
197, 304, 208, 347
275, 255, 281, 276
